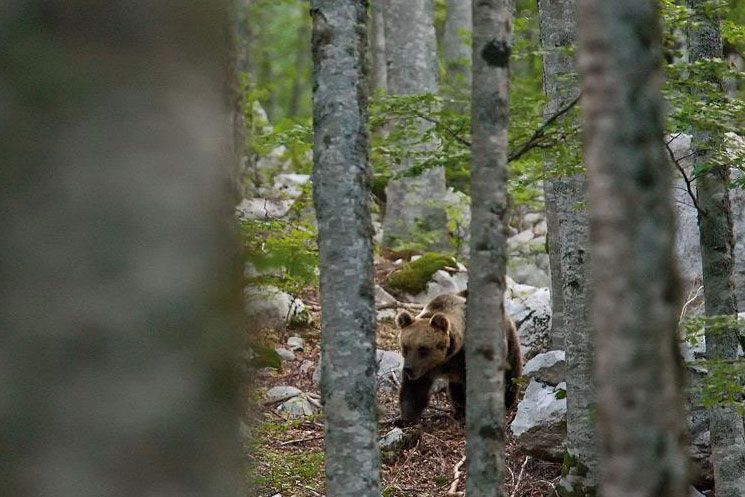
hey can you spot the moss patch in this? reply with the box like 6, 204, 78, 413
384, 253, 457, 296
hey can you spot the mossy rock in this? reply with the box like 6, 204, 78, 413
384, 253, 458, 296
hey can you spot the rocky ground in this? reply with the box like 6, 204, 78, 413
245, 317, 562, 497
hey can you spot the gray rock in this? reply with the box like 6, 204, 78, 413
377, 308, 397, 321
508, 257, 550, 288
523, 350, 566, 386
275, 348, 296, 362
236, 198, 293, 220
286, 336, 305, 352
244, 285, 307, 331
405, 269, 467, 304
273, 173, 310, 199
265, 386, 303, 404
510, 379, 567, 461
277, 395, 318, 417
506, 286, 552, 360
299, 360, 314, 373
375, 285, 398, 307
524, 212, 544, 226
533, 220, 548, 237
379, 427, 405, 451
377, 350, 404, 391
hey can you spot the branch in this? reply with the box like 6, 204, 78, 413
507, 92, 582, 163
446, 455, 467, 496
414, 112, 472, 147
664, 139, 706, 216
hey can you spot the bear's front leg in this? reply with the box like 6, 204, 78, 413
398, 375, 434, 423
447, 380, 466, 422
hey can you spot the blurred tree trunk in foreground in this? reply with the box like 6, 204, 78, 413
688, 2, 745, 495
370, 0, 388, 93
0, 2, 244, 497
311, 1, 380, 496
537, 1, 597, 494
465, 0, 512, 496
579, 0, 690, 496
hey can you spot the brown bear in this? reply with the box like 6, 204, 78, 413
395, 291, 522, 423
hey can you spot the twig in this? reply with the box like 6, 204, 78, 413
298, 483, 323, 496
376, 301, 424, 312
508, 93, 582, 163
278, 434, 324, 446
664, 139, 706, 216
447, 455, 467, 496
680, 284, 704, 323
509, 456, 530, 497
415, 112, 472, 147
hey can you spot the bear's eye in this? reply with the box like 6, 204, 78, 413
418, 347, 429, 356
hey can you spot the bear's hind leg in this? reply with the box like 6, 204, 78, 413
447, 381, 466, 421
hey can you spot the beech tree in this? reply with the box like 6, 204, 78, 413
687, 1, 745, 495
537, 1, 597, 494
578, 0, 690, 496
465, 1, 512, 496
1, 1, 244, 496
310, 1, 380, 496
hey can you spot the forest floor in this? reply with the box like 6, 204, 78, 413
246, 262, 562, 497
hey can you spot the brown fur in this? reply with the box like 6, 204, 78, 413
396, 292, 523, 423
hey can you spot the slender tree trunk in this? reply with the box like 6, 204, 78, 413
537, 1, 597, 494
370, 0, 387, 92
382, 0, 451, 253
688, 3, 745, 496
466, 1, 512, 495
443, 0, 472, 103
578, 0, 690, 496
0, 2, 244, 496
311, 2, 380, 497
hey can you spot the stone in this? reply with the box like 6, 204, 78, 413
299, 360, 314, 374
273, 173, 310, 199
505, 286, 552, 360
286, 336, 305, 352
265, 386, 303, 404
244, 285, 308, 331
379, 427, 405, 451
377, 308, 397, 321
508, 257, 550, 288
277, 395, 318, 417
508, 229, 536, 247
523, 350, 566, 386
404, 269, 467, 305
375, 285, 398, 307
524, 212, 544, 226
377, 350, 404, 391
533, 220, 548, 236
275, 348, 296, 362
236, 198, 293, 220
510, 379, 567, 461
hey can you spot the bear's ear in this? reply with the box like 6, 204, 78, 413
396, 310, 414, 328
429, 313, 450, 333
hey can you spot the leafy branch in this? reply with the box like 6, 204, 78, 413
664, 133, 707, 216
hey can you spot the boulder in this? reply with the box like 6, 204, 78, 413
510, 379, 567, 461
523, 350, 566, 386
286, 336, 305, 352
265, 386, 303, 404
274, 348, 296, 362
273, 173, 310, 199
377, 350, 404, 391
236, 198, 293, 220
379, 427, 405, 451
244, 285, 307, 331
277, 395, 318, 417
506, 286, 552, 360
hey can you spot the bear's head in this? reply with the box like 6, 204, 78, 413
396, 310, 452, 381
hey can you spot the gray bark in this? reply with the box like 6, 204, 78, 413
370, 0, 387, 92
578, 0, 690, 496
537, 1, 597, 494
310, 2, 380, 497
444, 0, 472, 100
465, 1, 512, 495
382, 0, 450, 252
688, 3, 745, 496
0, 2, 244, 497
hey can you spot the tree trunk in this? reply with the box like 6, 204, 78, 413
443, 0, 472, 102
288, 18, 310, 118
382, 0, 451, 253
311, 2, 380, 497
537, 1, 597, 494
578, 0, 690, 496
370, 0, 387, 92
465, 1, 512, 496
688, 3, 745, 496
0, 2, 244, 497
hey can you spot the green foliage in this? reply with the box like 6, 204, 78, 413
384, 253, 458, 295
241, 206, 318, 297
